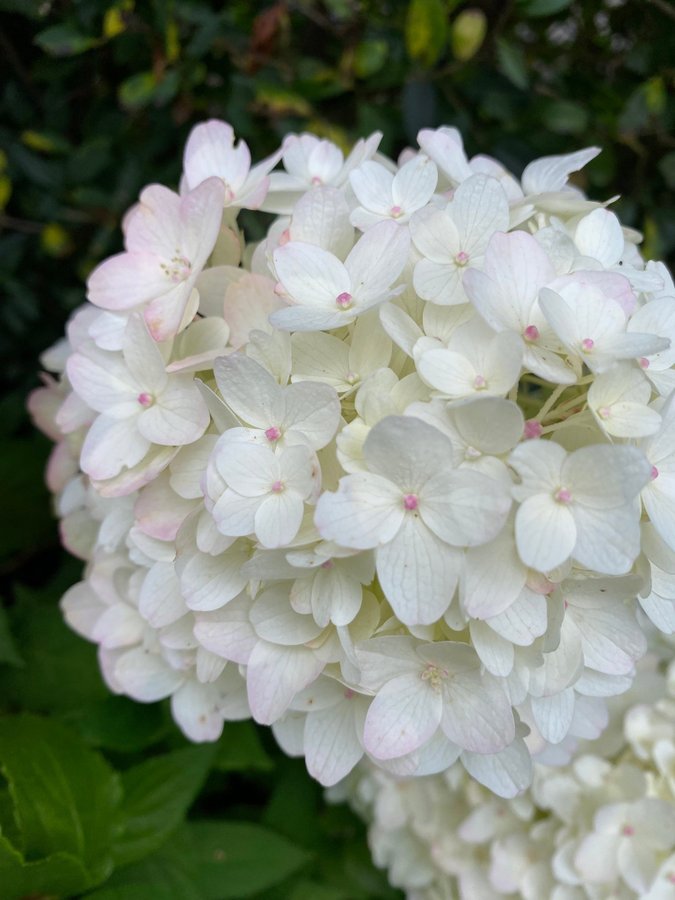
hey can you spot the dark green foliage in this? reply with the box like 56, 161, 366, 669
0, 1, 673, 896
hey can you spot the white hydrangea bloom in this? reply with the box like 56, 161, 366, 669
31, 117, 675, 808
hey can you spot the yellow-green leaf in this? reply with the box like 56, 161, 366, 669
451, 9, 487, 62
405, 0, 448, 68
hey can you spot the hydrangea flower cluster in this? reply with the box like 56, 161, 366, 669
30, 119, 675, 795
333, 638, 675, 899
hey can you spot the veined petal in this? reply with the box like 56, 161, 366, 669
563, 445, 651, 509
515, 493, 576, 572
363, 673, 442, 760
420, 468, 511, 547
364, 415, 453, 491
349, 161, 394, 214
246, 642, 324, 724
139, 377, 209, 446
273, 241, 350, 308
440, 669, 515, 752
345, 220, 410, 305
304, 700, 365, 786
572, 503, 641, 575
80, 415, 150, 481
214, 353, 281, 428
255, 490, 305, 549
453, 174, 510, 255
314, 473, 404, 549
87, 251, 172, 311
376, 516, 460, 625
413, 259, 463, 306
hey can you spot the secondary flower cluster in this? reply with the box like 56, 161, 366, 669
30, 119, 675, 794
334, 639, 675, 899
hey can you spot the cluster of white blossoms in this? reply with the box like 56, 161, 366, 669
333, 640, 675, 899
30, 119, 675, 796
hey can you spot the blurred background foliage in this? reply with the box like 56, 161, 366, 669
0, 0, 674, 897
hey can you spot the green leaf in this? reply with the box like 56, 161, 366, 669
214, 720, 274, 772
450, 9, 487, 62
0, 833, 92, 900
542, 99, 589, 135
34, 22, 100, 56
118, 72, 159, 110
66, 695, 168, 754
96, 821, 311, 899
0, 715, 121, 885
405, 0, 448, 68
353, 40, 388, 79
114, 745, 216, 866
0, 585, 108, 714
0, 608, 22, 668
517, 0, 572, 16
496, 37, 529, 90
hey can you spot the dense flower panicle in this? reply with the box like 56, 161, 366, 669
31, 120, 675, 799
333, 648, 675, 900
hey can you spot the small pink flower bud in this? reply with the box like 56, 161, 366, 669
524, 419, 543, 439
265, 426, 281, 442
524, 325, 540, 342
554, 487, 572, 504
403, 493, 419, 511
581, 338, 595, 352
336, 291, 353, 309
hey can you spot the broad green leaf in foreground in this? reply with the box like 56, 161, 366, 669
90, 821, 311, 899
0, 833, 92, 900
0, 715, 121, 886
113, 745, 217, 866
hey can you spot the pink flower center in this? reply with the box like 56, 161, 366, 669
271, 480, 284, 493
455, 250, 470, 266
598, 406, 611, 420
473, 374, 487, 390
137, 392, 154, 407
265, 426, 281, 442
345, 371, 359, 385
320, 559, 335, 569
278, 228, 291, 246
524, 325, 540, 342
336, 291, 353, 309
403, 493, 419, 511
390, 205, 403, 218
311, 176, 323, 186
344, 688, 355, 700
581, 337, 595, 352
622, 824, 635, 837
524, 419, 543, 439
651, 465, 659, 480
555, 487, 572, 504
639, 357, 650, 369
